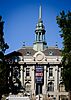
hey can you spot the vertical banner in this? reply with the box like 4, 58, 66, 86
35, 65, 44, 84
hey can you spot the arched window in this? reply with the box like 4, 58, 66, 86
59, 82, 65, 92
47, 82, 54, 91
25, 82, 31, 92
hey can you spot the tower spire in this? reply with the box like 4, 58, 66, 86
39, 5, 42, 19
33, 6, 47, 51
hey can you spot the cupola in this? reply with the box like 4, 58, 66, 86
33, 6, 47, 51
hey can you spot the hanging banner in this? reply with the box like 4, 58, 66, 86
35, 66, 44, 84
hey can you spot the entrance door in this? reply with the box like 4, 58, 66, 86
36, 84, 42, 95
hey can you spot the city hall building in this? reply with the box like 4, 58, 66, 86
6, 6, 68, 100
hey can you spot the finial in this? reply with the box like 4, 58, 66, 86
23, 42, 25, 47
55, 42, 58, 48
39, 5, 42, 19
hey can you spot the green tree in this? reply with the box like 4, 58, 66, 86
56, 11, 71, 99
0, 16, 9, 99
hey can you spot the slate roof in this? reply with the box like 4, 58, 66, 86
5, 51, 22, 58
43, 47, 61, 56
17, 46, 61, 56
17, 47, 37, 56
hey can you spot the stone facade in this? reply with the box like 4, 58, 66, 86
5, 6, 68, 100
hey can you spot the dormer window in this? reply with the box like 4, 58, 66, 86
13, 56, 20, 62
26, 51, 31, 56
49, 51, 53, 56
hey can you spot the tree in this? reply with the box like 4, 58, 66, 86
56, 11, 71, 99
0, 16, 9, 53
0, 16, 9, 99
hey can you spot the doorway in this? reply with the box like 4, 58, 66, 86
36, 84, 42, 95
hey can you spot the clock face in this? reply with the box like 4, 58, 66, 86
36, 53, 44, 61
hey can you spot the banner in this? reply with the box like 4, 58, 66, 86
35, 66, 44, 84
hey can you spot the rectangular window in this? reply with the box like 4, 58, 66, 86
26, 68, 30, 76
49, 68, 53, 76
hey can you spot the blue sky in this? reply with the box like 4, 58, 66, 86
0, 0, 71, 54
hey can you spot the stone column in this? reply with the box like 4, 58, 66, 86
43, 34, 45, 41
20, 65, 24, 87
43, 65, 47, 94
35, 34, 37, 41
42, 33, 43, 41
55, 65, 59, 100
37, 33, 39, 41
40, 32, 42, 41
31, 65, 35, 95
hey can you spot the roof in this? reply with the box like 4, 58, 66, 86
5, 46, 61, 57
43, 47, 61, 56
5, 51, 22, 58
17, 47, 37, 56
17, 46, 61, 56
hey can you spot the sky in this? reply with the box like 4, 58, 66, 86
0, 0, 71, 54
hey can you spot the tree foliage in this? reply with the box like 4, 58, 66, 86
56, 11, 71, 91
0, 16, 9, 97
0, 60, 7, 93
0, 16, 9, 53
